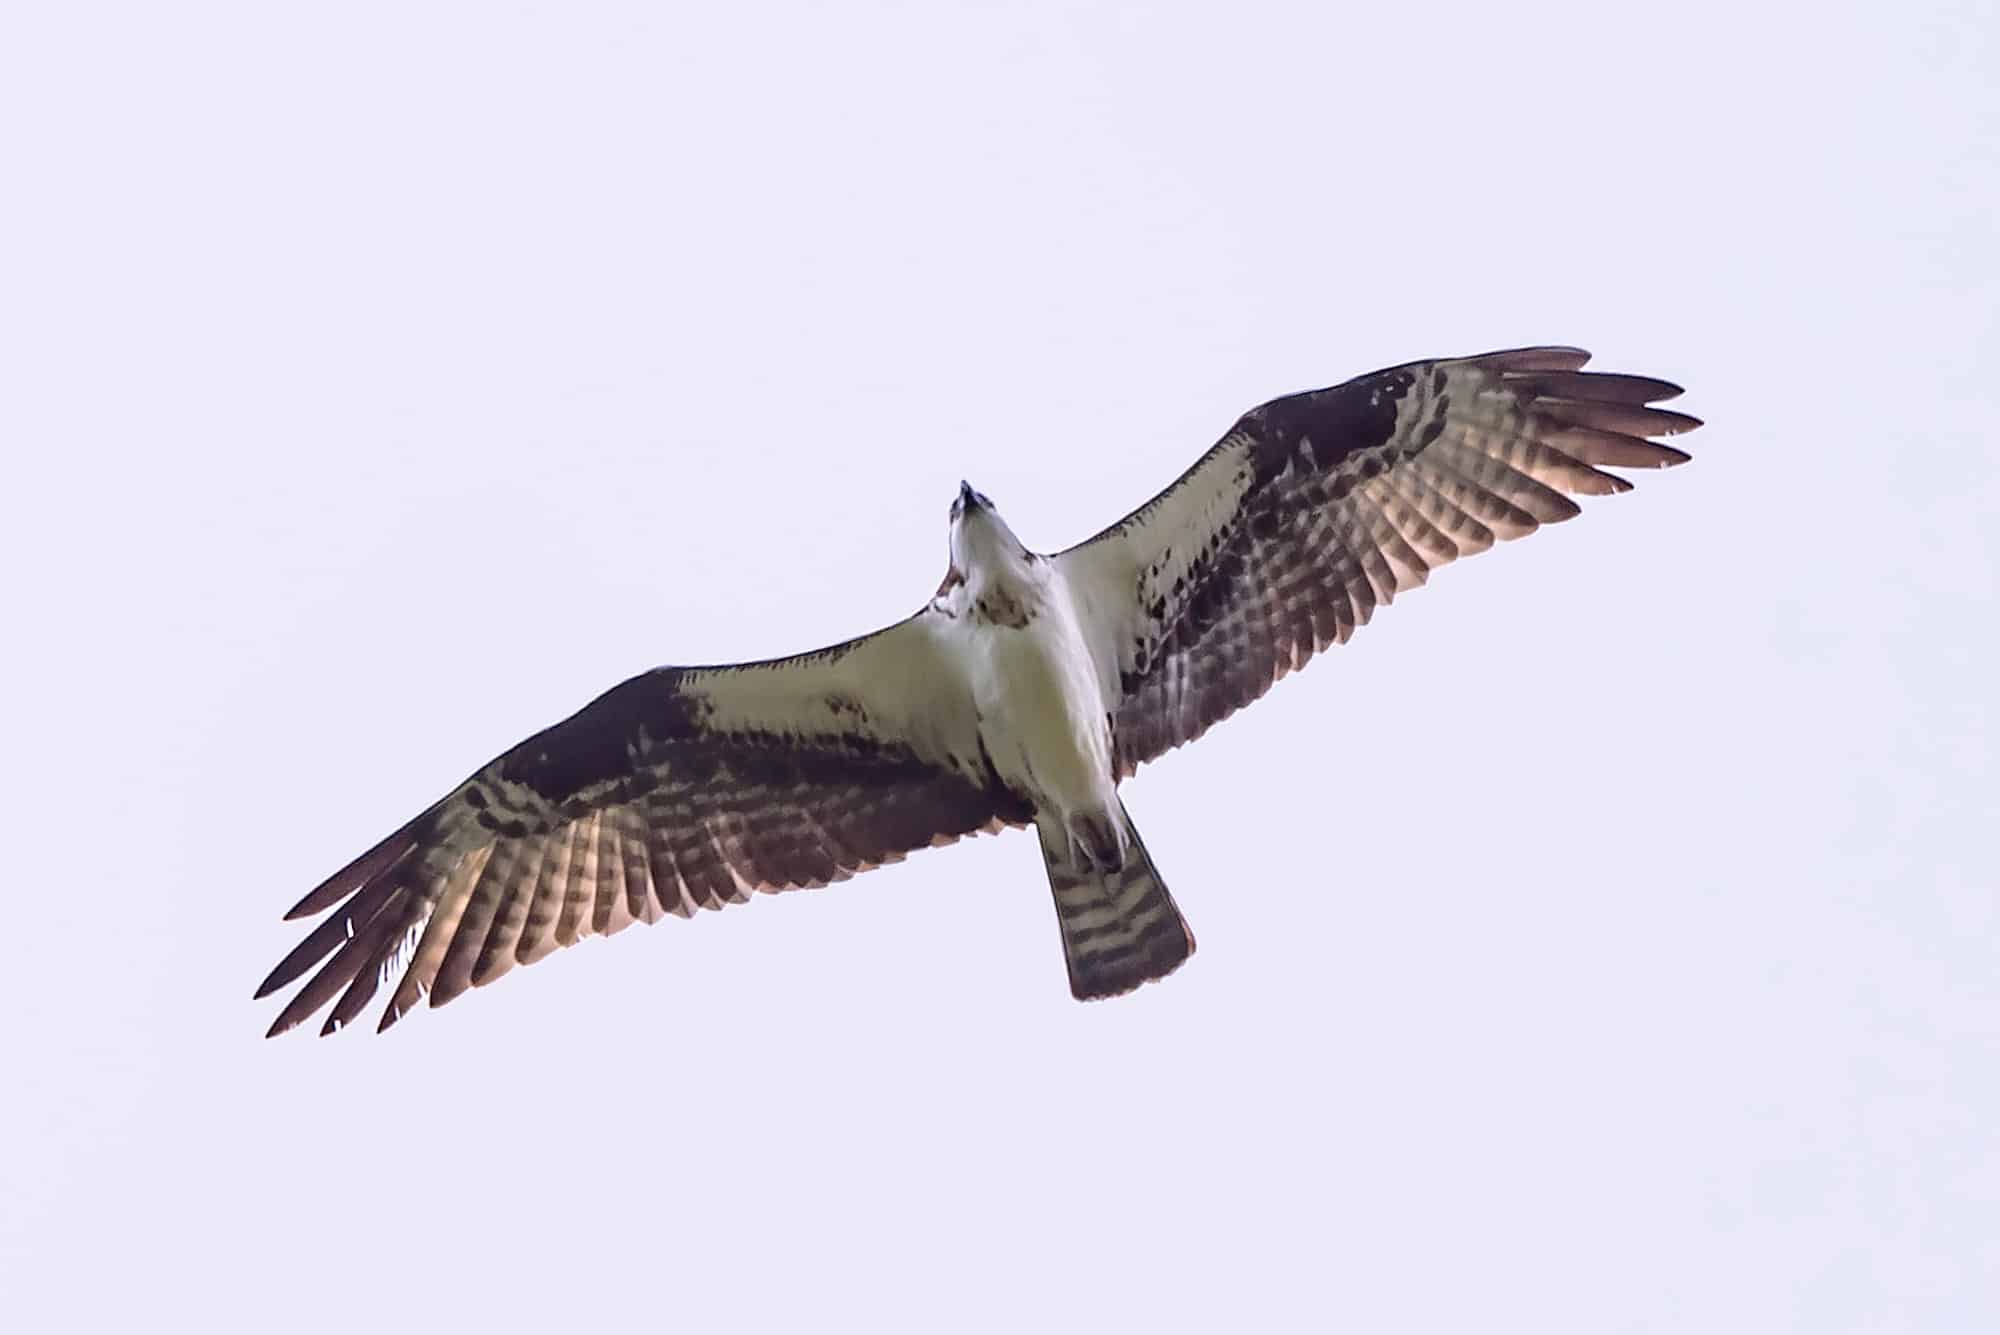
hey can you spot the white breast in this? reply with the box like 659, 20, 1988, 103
959, 572, 1116, 819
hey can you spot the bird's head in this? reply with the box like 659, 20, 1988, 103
947, 479, 1029, 578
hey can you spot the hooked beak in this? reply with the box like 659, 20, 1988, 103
958, 480, 981, 511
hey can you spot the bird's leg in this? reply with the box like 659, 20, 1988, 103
1064, 807, 1129, 872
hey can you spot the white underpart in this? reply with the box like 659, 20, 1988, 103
950, 512, 1117, 823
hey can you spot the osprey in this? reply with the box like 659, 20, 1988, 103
258, 346, 1700, 1036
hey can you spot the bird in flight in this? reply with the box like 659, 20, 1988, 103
257, 345, 1700, 1036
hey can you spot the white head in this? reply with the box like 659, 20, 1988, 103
947, 480, 1032, 583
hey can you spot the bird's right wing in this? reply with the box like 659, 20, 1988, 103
257, 607, 1029, 1037
1055, 346, 1700, 773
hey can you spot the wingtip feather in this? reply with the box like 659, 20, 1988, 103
282, 822, 424, 920
1471, 345, 1593, 373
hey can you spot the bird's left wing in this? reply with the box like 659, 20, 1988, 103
1055, 346, 1701, 773
257, 608, 1027, 1036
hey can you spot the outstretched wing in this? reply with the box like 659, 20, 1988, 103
257, 609, 1029, 1037
1056, 346, 1701, 773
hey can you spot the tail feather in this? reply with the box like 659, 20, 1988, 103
1039, 801, 1194, 1000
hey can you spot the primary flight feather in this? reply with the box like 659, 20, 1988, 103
257, 346, 1700, 1036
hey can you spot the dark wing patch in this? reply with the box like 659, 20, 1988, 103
496, 667, 707, 803
259, 661, 1029, 1038
1086, 347, 1699, 773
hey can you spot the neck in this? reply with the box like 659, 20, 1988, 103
964, 554, 1041, 628
955, 516, 1030, 586
967, 536, 1051, 612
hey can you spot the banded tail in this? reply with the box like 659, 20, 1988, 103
1038, 800, 1195, 1000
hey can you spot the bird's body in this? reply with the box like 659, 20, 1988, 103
949, 530, 1115, 839
935, 500, 1194, 989
258, 345, 1702, 1036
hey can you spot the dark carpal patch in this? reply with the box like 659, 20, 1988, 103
1242, 365, 1414, 483
498, 668, 706, 803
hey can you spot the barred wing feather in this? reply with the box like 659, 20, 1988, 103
1054, 347, 1701, 773
256, 611, 1029, 1036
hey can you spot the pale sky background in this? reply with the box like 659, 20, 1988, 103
4, 2, 1996, 1331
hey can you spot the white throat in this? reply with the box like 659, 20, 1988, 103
952, 511, 1035, 596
